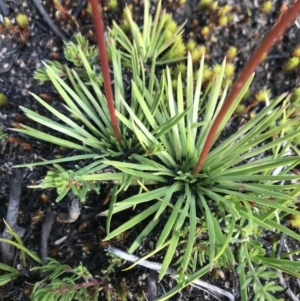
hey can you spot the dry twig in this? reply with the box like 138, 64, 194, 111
106, 246, 234, 301
31, 0, 66, 41
41, 210, 57, 262
0, 168, 25, 263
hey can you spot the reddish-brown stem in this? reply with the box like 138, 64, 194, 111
89, 0, 121, 144
193, 0, 300, 174
54, 278, 104, 294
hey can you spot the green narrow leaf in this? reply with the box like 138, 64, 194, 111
152, 106, 192, 139
198, 194, 215, 268
13, 126, 91, 152
154, 183, 183, 220
102, 165, 166, 183
29, 92, 97, 141
213, 215, 235, 265
205, 93, 287, 167
217, 182, 297, 203
0, 273, 19, 286
192, 54, 204, 141
159, 230, 180, 280
103, 160, 162, 171
216, 74, 254, 140
149, 0, 162, 46
110, 22, 132, 53
70, 70, 108, 133
186, 53, 194, 123
77, 48, 112, 128
181, 194, 196, 272
124, 240, 170, 271
20, 106, 90, 142
215, 174, 300, 182
130, 154, 168, 169
14, 154, 99, 167
227, 124, 300, 167
74, 160, 107, 176
157, 193, 185, 247
104, 202, 161, 241
176, 72, 187, 156
120, 173, 133, 192
212, 187, 299, 216
142, 0, 151, 50
240, 276, 253, 290
252, 258, 300, 279
186, 122, 196, 158
166, 67, 181, 160
106, 184, 119, 235
155, 264, 211, 301
156, 24, 186, 61
131, 80, 157, 128
0, 238, 43, 265
174, 187, 190, 231
0, 263, 18, 273
241, 210, 300, 242
119, 93, 159, 146
128, 219, 160, 254
196, 58, 226, 151
199, 187, 240, 219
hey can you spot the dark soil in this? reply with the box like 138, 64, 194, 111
0, 0, 300, 300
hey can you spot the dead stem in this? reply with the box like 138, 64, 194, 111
41, 210, 57, 262
30, 0, 66, 41
106, 245, 234, 301
1, 168, 25, 264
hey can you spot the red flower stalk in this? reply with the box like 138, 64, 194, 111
89, 0, 121, 144
193, 0, 300, 174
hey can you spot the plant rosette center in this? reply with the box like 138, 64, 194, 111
173, 170, 206, 186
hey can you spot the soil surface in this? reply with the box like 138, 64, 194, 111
0, 0, 300, 300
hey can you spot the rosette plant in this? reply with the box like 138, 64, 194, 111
109, 0, 186, 65
99, 54, 300, 289
11, 0, 300, 300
